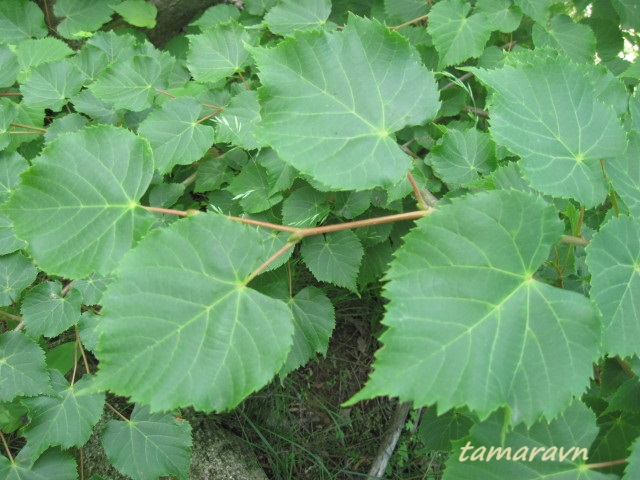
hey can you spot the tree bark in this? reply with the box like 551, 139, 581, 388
147, 0, 222, 46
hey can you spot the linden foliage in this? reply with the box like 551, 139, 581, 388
1, 0, 640, 478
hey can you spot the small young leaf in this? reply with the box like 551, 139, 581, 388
23, 371, 105, 458
282, 186, 330, 228
427, 0, 493, 68
586, 215, 640, 357
44, 114, 88, 144
0, 448, 77, 480
15, 38, 74, 79
191, 4, 241, 30
112, 0, 158, 29
0, 45, 19, 88
607, 131, 640, 217
0, 151, 28, 204
470, 56, 626, 208
301, 230, 364, 291
0, 251, 37, 306
90, 55, 165, 112
475, 0, 522, 33
101, 404, 192, 480
0, 331, 51, 402
418, 408, 473, 451
0, 0, 47, 43
21, 61, 85, 111
427, 128, 496, 186
227, 162, 283, 213
54, 0, 114, 39
5, 125, 154, 278
95, 213, 294, 412
263, 0, 332, 36
446, 402, 605, 478
254, 15, 440, 191
21, 282, 82, 338
214, 90, 263, 150
187, 21, 252, 84
138, 97, 215, 173
533, 14, 597, 63
280, 286, 335, 377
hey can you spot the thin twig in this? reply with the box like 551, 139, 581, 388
76, 325, 92, 374
105, 402, 130, 422
0, 431, 14, 463
245, 242, 295, 285
463, 106, 489, 118
61, 281, 74, 296
142, 205, 190, 217
407, 172, 428, 210
298, 210, 432, 236
368, 401, 412, 478
585, 459, 627, 470
226, 215, 300, 233
561, 235, 589, 247
440, 72, 473, 91
0, 92, 22, 97
155, 88, 176, 98
180, 172, 197, 186
0, 310, 22, 322
390, 14, 429, 30
10, 123, 46, 132
238, 71, 251, 91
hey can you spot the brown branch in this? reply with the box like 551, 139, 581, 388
389, 14, 429, 30
561, 235, 589, 247
245, 242, 296, 285
0, 431, 13, 463
142, 205, 190, 217
105, 402, 129, 422
440, 72, 473, 91
585, 458, 627, 470
463, 106, 489, 118
407, 172, 428, 210
368, 401, 412, 478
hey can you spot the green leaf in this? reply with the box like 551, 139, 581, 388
86, 30, 138, 64
607, 131, 640, 217
227, 162, 283, 213
469, 56, 626, 208
626, 437, 640, 479
255, 15, 440, 191
21, 282, 82, 338
513, 0, 558, 24
191, 4, 241, 29
0, 332, 50, 402
282, 186, 330, 227
348, 191, 600, 425
15, 38, 74, 79
0, 0, 47, 43
149, 183, 185, 208
257, 148, 296, 193
280, 286, 335, 377
21, 61, 85, 112
44, 114, 88, 144
0, 101, 18, 152
74, 273, 113, 305
0, 215, 26, 255
112, 0, 157, 28
384, 0, 429, 23
590, 411, 640, 476
0, 151, 29, 204
138, 97, 214, 173
0, 251, 37, 306
5, 125, 154, 278
45, 342, 77, 375
428, 128, 496, 186
0, 448, 77, 480
70, 90, 121, 124
54, 0, 114, 39
263, 0, 332, 36
214, 90, 263, 150
0, 45, 20, 88
427, 0, 493, 68
95, 213, 294, 411
78, 311, 100, 352
187, 22, 252, 84
90, 55, 165, 112
586, 216, 640, 357
101, 404, 191, 480
475, 0, 522, 34
244, 0, 278, 16
23, 371, 105, 458
418, 408, 473, 451
301, 230, 364, 291
533, 15, 596, 63
445, 402, 611, 479
358, 240, 393, 288
611, 0, 640, 31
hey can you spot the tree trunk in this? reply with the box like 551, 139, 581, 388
147, 0, 222, 46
